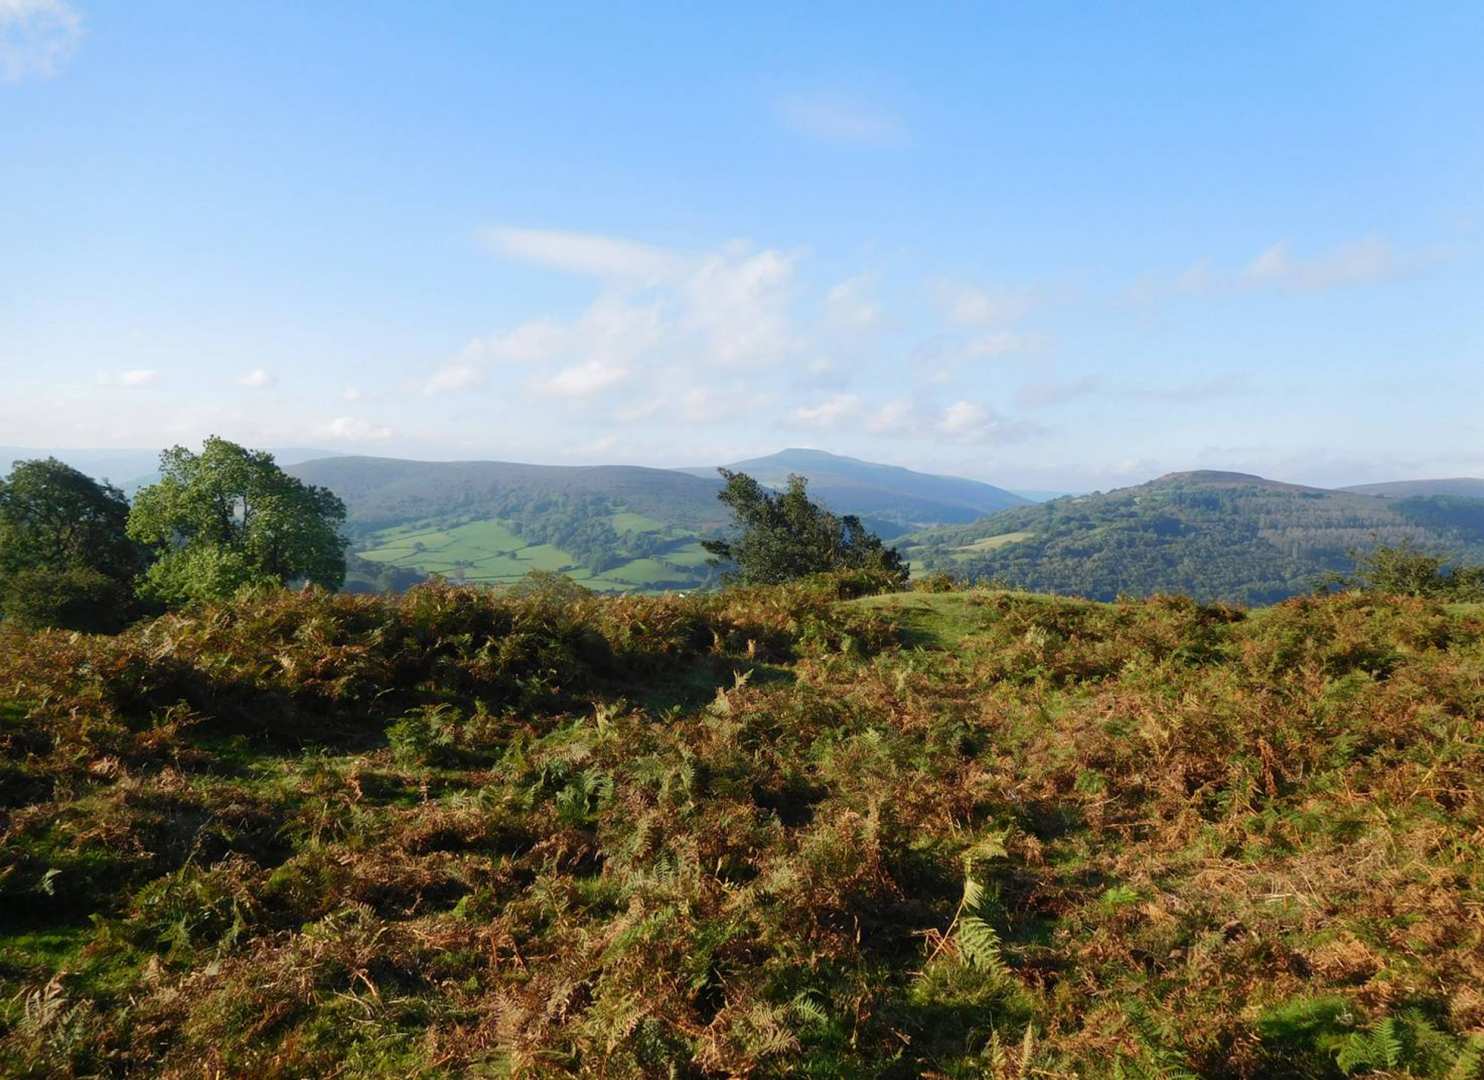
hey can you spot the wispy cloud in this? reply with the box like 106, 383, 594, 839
98, 368, 160, 387
824, 274, 880, 331
456, 229, 801, 405
774, 92, 906, 147
934, 280, 1037, 327
0, 0, 81, 82
237, 368, 274, 388
480, 226, 685, 281
1130, 236, 1414, 306
321, 416, 392, 441
423, 360, 484, 395
1242, 236, 1398, 291
790, 393, 1040, 445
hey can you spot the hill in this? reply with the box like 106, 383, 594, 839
286, 456, 731, 593
286, 451, 1029, 594
679, 448, 1027, 536
905, 469, 1484, 604
1342, 477, 1484, 499
3, 577, 1483, 1076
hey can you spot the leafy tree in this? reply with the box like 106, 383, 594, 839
128, 437, 348, 604
0, 458, 144, 631
1324, 540, 1484, 600
702, 469, 907, 586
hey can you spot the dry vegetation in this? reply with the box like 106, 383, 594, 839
2, 573, 1483, 1077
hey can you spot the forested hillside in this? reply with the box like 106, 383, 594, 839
906, 470, 1484, 604
3, 576, 1483, 1076
287, 457, 732, 593
1343, 478, 1484, 499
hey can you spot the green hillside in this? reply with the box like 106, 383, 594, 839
290, 452, 1031, 593
355, 513, 716, 592
679, 448, 1027, 536
4, 576, 1484, 1076
1342, 477, 1484, 499
287, 456, 731, 593
906, 470, 1484, 604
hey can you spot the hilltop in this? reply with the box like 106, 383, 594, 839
2, 577, 1482, 1076
906, 469, 1484, 604
679, 448, 1027, 536
1343, 477, 1484, 499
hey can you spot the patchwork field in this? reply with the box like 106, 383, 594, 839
355, 514, 714, 592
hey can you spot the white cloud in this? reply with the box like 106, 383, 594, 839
480, 226, 685, 281
458, 231, 800, 411
98, 369, 160, 387
322, 416, 392, 441
683, 246, 797, 368
424, 360, 484, 395
964, 331, 1040, 359
936, 400, 1038, 444
775, 92, 906, 146
0, 0, 80, 82
237, 368, 274, 388
342, 386, 363, 402
825, 274, 880, 330
1243, 236, 1398, 291
865, 398, 918, 436
539, 359, 631, 398
792, 392, 862, 428
935, 280, 1036, 327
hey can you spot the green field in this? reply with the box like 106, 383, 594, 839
953, 529, 1033, 554
356, 515, 713, 592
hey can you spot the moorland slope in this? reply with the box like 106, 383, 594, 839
2, 576, 1482, 1077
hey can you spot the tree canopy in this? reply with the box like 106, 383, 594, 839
701, 469, 907, 586
0, 458, 142, 631
128, 437, 348, 605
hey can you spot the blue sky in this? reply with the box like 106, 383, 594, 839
2, 2, 1481, 490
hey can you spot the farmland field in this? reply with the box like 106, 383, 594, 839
356, 515, 714, 592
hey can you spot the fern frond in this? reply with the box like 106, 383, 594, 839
957, 914, 1006, 975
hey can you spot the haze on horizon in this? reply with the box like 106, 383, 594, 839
3, 2, 1482, 493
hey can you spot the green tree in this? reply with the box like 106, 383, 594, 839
1324, 540, 1484, 600
0, 458, 143, 631
128, 437, 348, 604
702, 469, 907, 586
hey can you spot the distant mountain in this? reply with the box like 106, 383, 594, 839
905, 469, 1484, 605
1342, 478, 1484, 499
679, 448, 1028, 536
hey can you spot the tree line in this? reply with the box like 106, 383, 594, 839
0, 438, 348, 632
0, 441, 911, 633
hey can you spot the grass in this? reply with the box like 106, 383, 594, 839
3, 574, 1484, 1077
952, 530, 1033, 554
358, 516, 712, 591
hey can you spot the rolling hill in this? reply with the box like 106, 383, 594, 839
1342, 477, 1484, 498
678, 447, 1028, 536
905, 469, 1484, 604
285, 456, 732, 593
287, 451, 1031, 593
